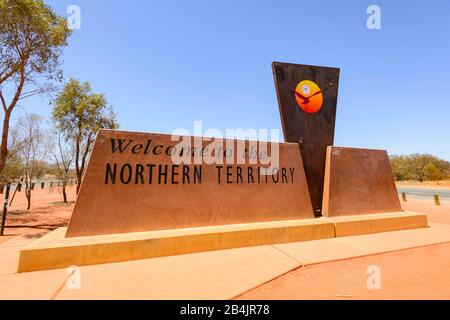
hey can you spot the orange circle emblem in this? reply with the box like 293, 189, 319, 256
294, 80, 324, 114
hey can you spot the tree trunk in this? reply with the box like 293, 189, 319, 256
0, 66, 26, 176
76, 172, 81, 194
75, 135, 81, 194
62, 184, 67, 203
0, 110, 11, 175
26, 188, 31, 210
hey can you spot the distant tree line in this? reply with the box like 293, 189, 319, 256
0, 78, 118, 209
0, 0, 118, 209
390, 154, 450, 182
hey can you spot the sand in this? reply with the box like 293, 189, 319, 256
236, 242, 450, 300
0, 186, 76, 237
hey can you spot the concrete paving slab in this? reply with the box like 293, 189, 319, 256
54, 245, 300, 300
0, 235, 44, 275
237, 242, 450, 300
274, 222, 450, 266
346, 222, 450, 253
3, 220, 450, 300
0, 236, 16, 245
18, 219, 334, 273
331, 211, 428, 237
0, 269, 68, 300
273, 238, 373, 266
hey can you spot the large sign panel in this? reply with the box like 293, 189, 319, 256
66, 130, 314, 237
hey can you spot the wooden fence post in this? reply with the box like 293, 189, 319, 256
434, 195, 441, 206
401, 192, 407, 202
1, 183, 11, 236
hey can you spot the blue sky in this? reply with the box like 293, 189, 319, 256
20, 0, 450, 160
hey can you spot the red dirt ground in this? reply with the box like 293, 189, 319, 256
236, 242, 450, 300
0, 188, 449, 300
0, 186, 76, 237
236, 199, 450, 300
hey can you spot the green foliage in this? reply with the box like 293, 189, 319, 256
423, 163, 442, 181
0, 157, 65, 183
0, 151, 23, 183
390, 154, 450, 182
0, 0, 72, 177
32, 159, 52, 179
52, 78, 118, 137
52, 78, 118, 192
0, 0, 71, 83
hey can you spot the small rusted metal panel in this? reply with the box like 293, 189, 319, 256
272, 62, 340, 216
322, 147, 402, 217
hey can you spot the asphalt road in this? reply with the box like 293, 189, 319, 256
397, 188, 450, 200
